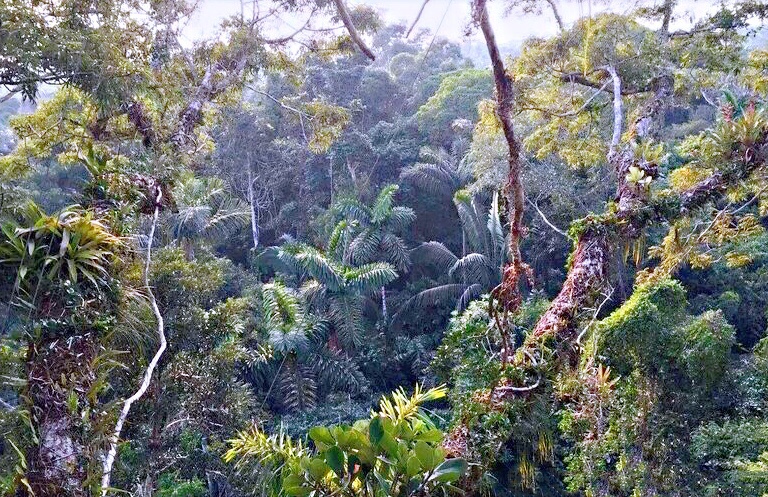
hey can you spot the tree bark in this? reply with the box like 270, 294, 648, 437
473, 0, 528, 315
24, 335, 97, 496
530, 71, 768, 343
247, 157, 260, 250
331, 0, 376, 60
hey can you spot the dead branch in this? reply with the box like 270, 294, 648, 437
101, 187, 167, 495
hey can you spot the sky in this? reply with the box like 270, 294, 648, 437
183, 0, 705, 50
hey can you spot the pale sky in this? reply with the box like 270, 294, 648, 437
184, 0, 706, 50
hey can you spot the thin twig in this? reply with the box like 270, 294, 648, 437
527, 198, 567, 237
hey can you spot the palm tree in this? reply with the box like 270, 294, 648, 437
393, 190, 506, 325
249, 281, 370, 412
275, 242, 398, 351
330, 184, 415, 321
163, 174, 250, 259
399, 146, 472, 199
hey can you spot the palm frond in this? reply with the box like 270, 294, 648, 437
457, 283, 484, 311
202, 199, 250, 240
334, 196, 371, 225
268, 328, 310, 355
328, 294, 365, 350
454, 191, 486, 254
448, 252, 494, 285
345, 262, 398, 293
399, 162, 458, 197
380, 232, 411, 272
386, 206, 416, 232
391, 283, 467, 326
348, 229, 382, 266
312, 348, 370, 394
410, 241, 458, 271
278, 361, 317, 411
487, 190, 506, 266
370, 184, 399, 224
279, 243, 344, 291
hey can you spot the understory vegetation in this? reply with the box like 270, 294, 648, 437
2, 0, 768, 496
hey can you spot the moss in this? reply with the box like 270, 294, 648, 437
597, 278, 688, 375
680, 310, 735, 390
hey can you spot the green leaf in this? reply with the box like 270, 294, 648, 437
428, 458, 468, 483
325, 445, 345, 476
406, 455, 422, 477
308, 458, 330, 481
283, 475, 310, 497
369, 417, 384, 445
67, 258, 77, 282
309, 426, 335, 446
416, 429, 444, 443
414, 441, 441, 471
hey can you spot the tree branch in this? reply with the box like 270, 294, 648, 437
0, 86, 20, 104
406, 0, 431, 38
101, 187, 167, 495
331, 0, 376, 60
544, 0, 564, 31
527, 198, 567, 237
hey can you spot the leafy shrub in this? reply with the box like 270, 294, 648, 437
225, 385, 467, 497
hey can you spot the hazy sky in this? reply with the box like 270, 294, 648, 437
183, 1, 706, 52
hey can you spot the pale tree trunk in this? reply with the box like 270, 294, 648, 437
381, 286, 388, 323
247, 157, 259, 250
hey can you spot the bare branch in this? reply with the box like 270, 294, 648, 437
406, 0, 431, 38
544, 0, 564, 31
0, 86, 20, 104
331, 0, 376, 60
101, 187, 167, 495
527, 198, 567, 237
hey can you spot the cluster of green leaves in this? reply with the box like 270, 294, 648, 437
560, 280, 737, 496
225, 384, 467, 497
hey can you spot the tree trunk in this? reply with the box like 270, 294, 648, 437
24, 335, 98, 496
381, 286, 388, 323
247, 160, 259, 250
473, 0, 528, 315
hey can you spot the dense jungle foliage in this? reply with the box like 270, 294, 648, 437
2, 0, 768, 496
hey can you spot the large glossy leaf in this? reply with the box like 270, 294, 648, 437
428, 458, 468, 483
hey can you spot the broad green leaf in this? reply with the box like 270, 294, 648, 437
308, 458, 330, 481
309, 426, 335, 446
414, 441, 440, 471
283, 475, 310, 497
369, 417, 384, 445
325, 445, 345, 476
406, 455, 422, 477
428, 458, 468, 483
